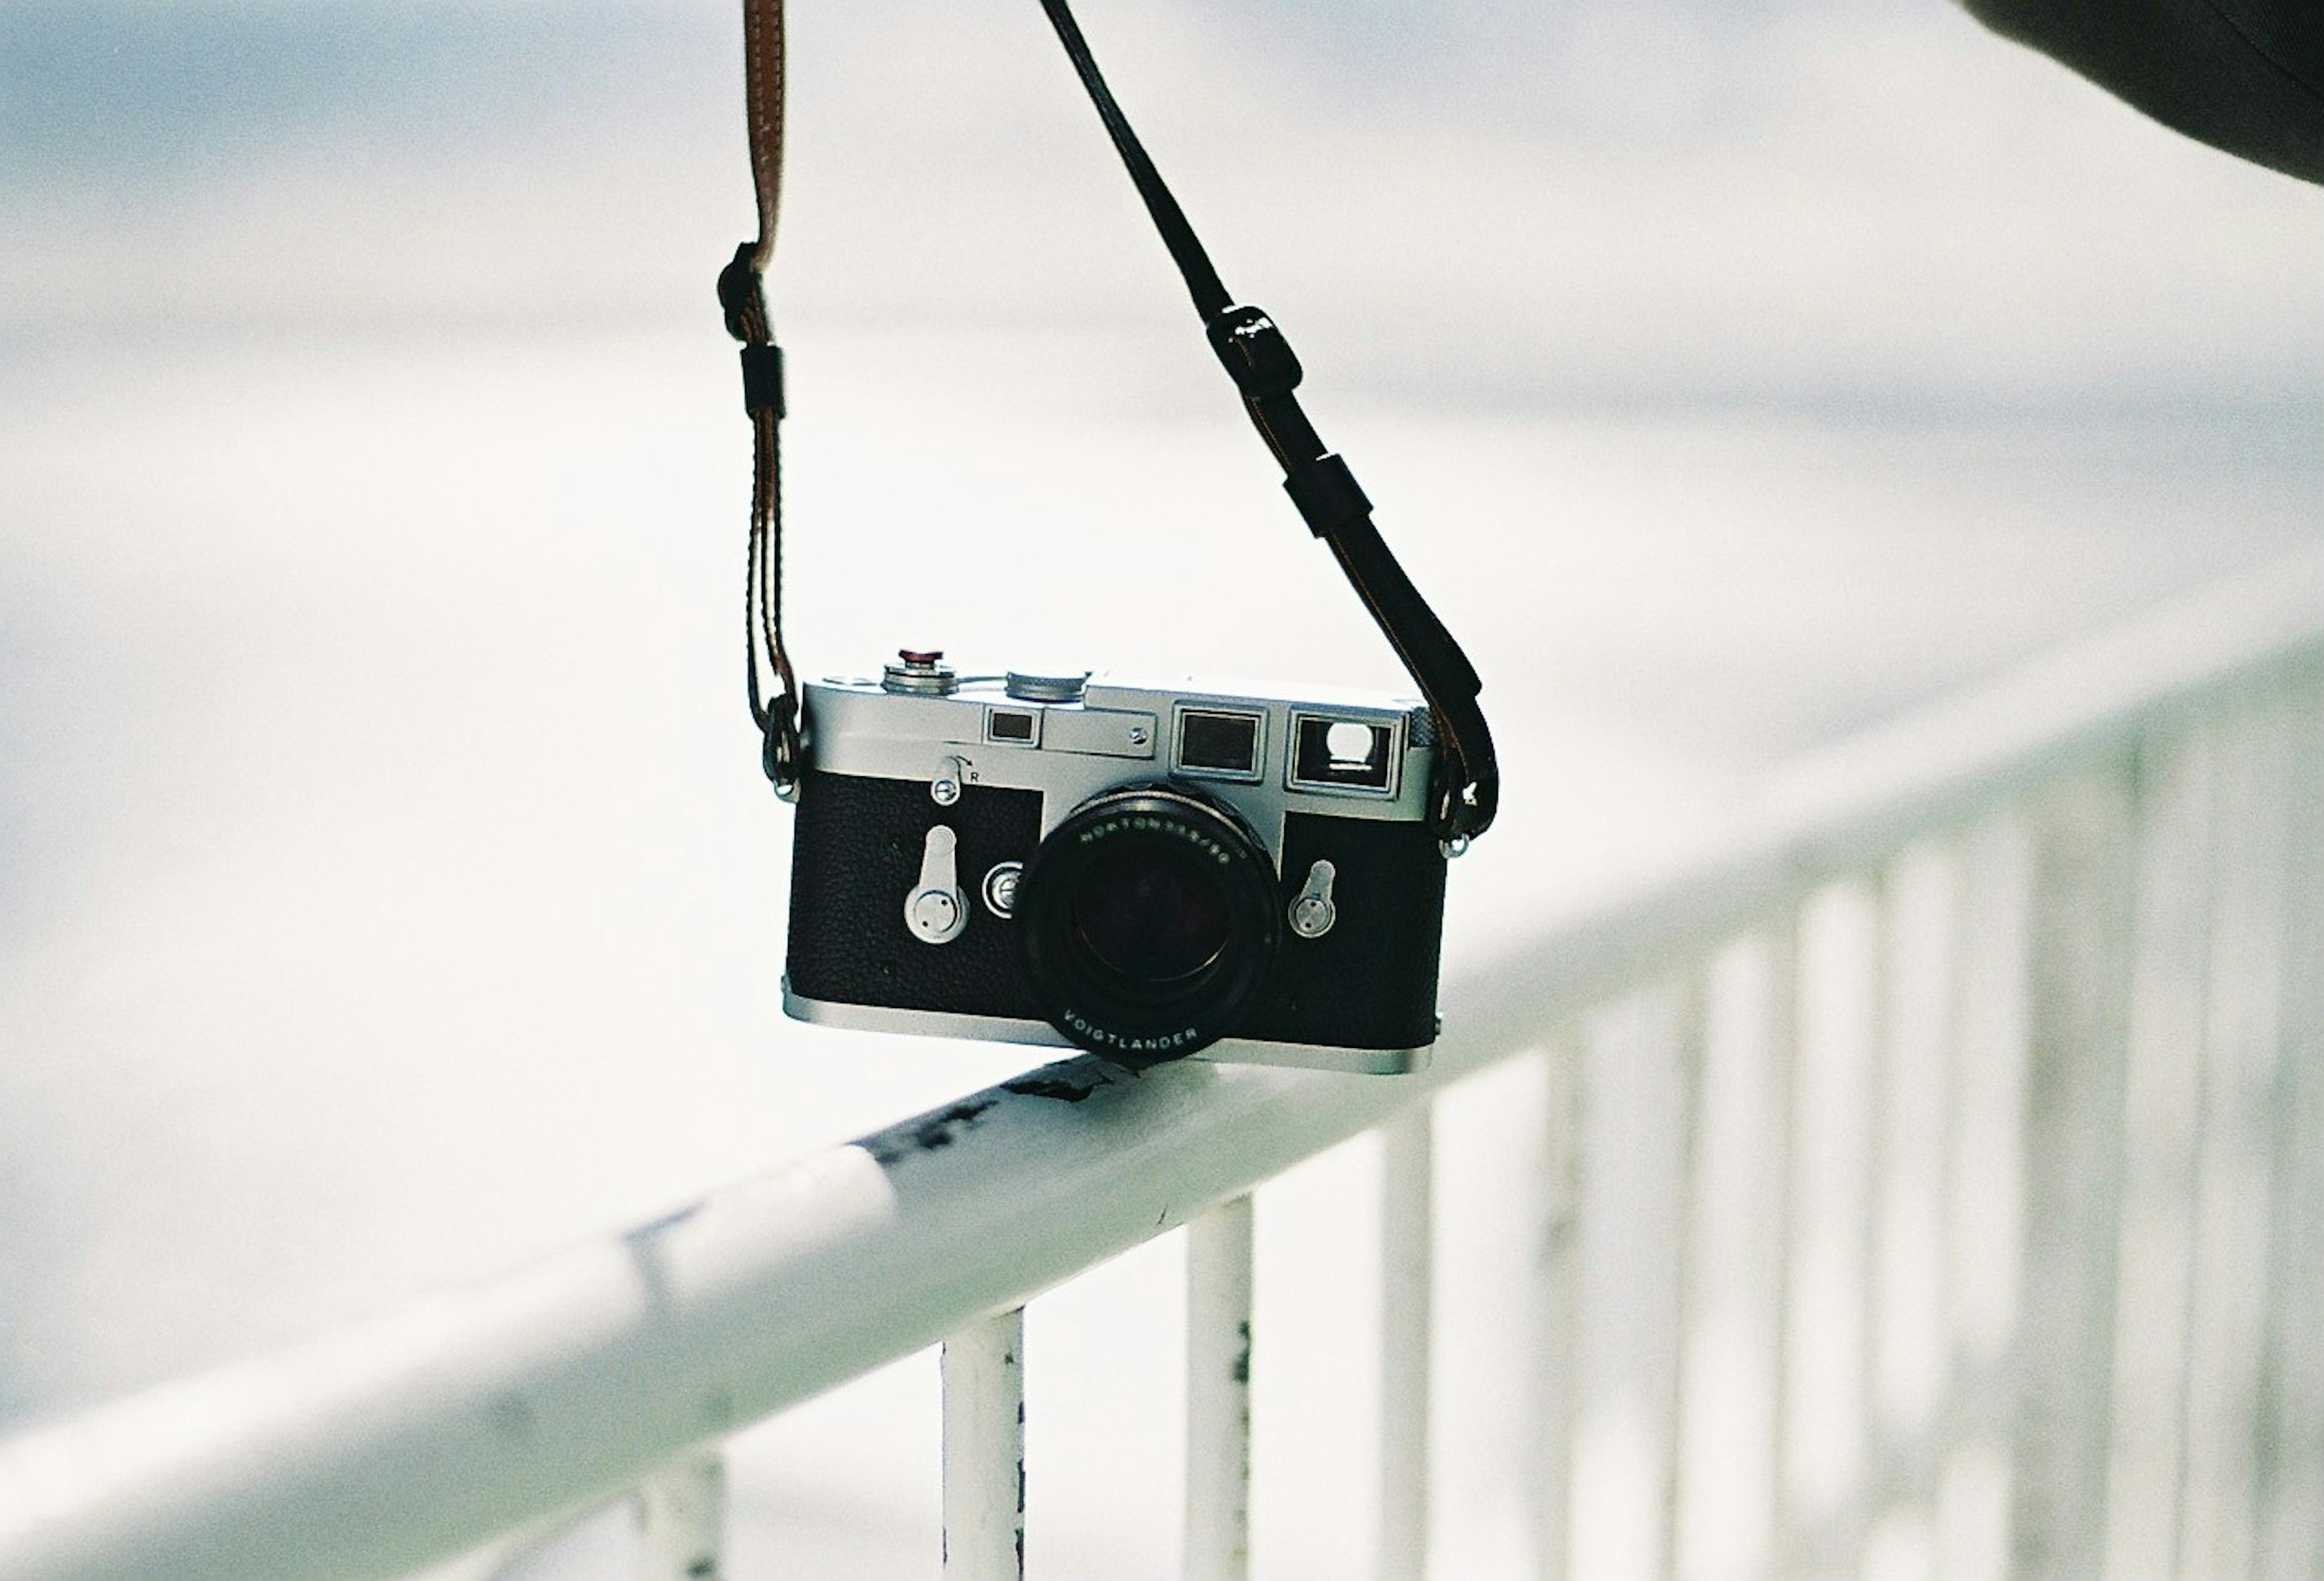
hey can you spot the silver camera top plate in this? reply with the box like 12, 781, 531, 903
803, 668, 1434, 842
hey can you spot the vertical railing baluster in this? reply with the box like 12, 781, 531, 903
2170, 706, 2253, 1581
1855, 866, 1896, 1570
1786, 878, 1897, 1574
1659, 974, 1710, 1580
1186, 1196, 1255, 1581
1929, 828, 1978, 1579
637, 1450, 727, 1581
2174, 689, 2294, 1580
1379, 1103, 1435, 1581
2250, 667, 2324, 1579
944, 1308, 1026, 1581
1936, 811, 2034, 1581
1534, 1038, 1584, 1581
1868, 843, 1957, 1547
1763, 910, 1805, 1579
2009, 765, 2139, 1580
1673, 940, 1788, 1578
2097, 716, 2216, 1580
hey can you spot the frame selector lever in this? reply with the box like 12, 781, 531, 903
905, 825, 970, 944
1289, 859, 1338, 939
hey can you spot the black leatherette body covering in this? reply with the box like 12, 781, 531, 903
786, 771, 1044, 1018
1242, 810, 1446, 1050
786, 771, 1446, 1051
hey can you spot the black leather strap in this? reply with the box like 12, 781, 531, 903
720, 0, 800, 798
1036, 0, 1498, 842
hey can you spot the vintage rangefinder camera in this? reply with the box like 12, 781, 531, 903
782, 650, 1449, 1073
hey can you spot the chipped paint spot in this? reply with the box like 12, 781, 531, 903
1231, 1320, 1252, 1386
864, 1096, 1002, 1165
1002, 1067, 1114, 1104
487, 1393, 537, 1438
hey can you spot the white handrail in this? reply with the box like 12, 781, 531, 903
6, 546, 2324, 1581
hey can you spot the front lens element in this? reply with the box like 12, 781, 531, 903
1070, 842, 1231, 992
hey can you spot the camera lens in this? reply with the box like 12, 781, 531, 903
1016, 786, 1280, 1062
1070, 844, 1231, 993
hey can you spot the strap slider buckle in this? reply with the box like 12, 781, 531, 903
1206, 304, 1303, 399
740, 343, 786, 419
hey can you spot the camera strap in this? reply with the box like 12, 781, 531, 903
716, 0, 1498, 841
717, 0, 800, 797
1036, 0, 1499, 845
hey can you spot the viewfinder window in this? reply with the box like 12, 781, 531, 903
1177, 710, 1262, 779
988, 709, 1038, 744
1291, 716, 1395, 793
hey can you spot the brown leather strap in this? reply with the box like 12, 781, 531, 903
720, 0, 799, 795
741, 0, 786, 273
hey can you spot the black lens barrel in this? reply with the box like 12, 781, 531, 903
1015, 785, 1281, 1063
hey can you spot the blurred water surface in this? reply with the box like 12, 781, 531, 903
1, 2, 2317, 1575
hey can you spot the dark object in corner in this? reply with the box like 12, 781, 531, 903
1964, 0, 2323, 183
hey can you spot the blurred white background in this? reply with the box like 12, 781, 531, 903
1, 1, 2317, 1574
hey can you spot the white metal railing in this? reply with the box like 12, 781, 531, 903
5, 548, 2324, 1580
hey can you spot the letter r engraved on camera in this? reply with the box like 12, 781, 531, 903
781, 657, 1448, 1074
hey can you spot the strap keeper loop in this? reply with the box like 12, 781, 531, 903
1283, 453, 1370, 537
1206, 304, 1303, 399
761, 689, 802, 799
717, 242, 768, 342
740, 343, 786, 418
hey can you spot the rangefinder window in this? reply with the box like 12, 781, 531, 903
1175, 708, 1262, 781
986, 708, 1040, 745
1290, 715, 1397, 794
